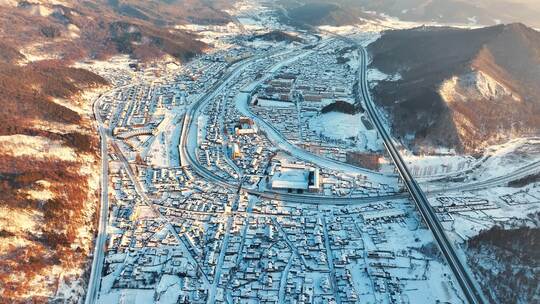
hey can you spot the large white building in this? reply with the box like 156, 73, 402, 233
270, 163, 320, 192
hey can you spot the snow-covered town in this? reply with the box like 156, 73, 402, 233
2, 0, 540, 303
76, 1, 540, 304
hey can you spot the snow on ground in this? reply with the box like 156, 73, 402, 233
99, 253, 137, 295
350, 200, 466, 303
167, 113, 185, 168
177, 23, 242, 49
52, 86, 107, 116
237, 93, 391, 181
367, 68, 401, 83
363, 12, 483, 31
319, 14, 424, 40
437, 183, 540, 242
146, 111, 187, 168
367, 68, 387, 81
0, 207, 42, 252
403, 153, 475, 178
318, 25, 363, 36
309, 112, 382, 151
0, 0, 19, 7
0, 155, 99, 300
256, 98, 295, 108
156, 275, 183, 304
410, 138, 540, 182
0, 134, 77, 162
225, 0, 294, 36
463, 138, 540, 181
98, 289, 154, 304
482, 144, 540, 178
147, 132, 169, 168
24, 187, 55, 201
342, 49, 360, 70
321, 12, 482, 50
309, 112, 362, 139
245, 39, 290, 50
74, 55, 139, 86
237, 17, 263, 28
439, 70, 520, 104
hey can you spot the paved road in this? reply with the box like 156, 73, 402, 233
271, 217, 309, 268
111, 140, 211, 287
278, 255, 293, 302
85, 91, 113, 304
358, 46, 486, 304
428, 159, 540, 194
86, 83, 211, 303
85, 82, 143, 304
206, 185, 241, 304
321, 216, 342, 304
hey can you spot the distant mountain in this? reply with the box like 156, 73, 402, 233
287, 3, 359, 26
249, 30, 303, 43
0, 0, 229, 62
368, 23, 540, 153
350, 0, 540, 28
278, 1, 375, 27
281, 0, 540, 29
104, 0, 234, 26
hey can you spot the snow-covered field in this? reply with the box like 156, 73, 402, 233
467, 138, 540, 180
309, 112, 382, 151
367, 68, 401, 83
436, 182, 540, 241
98, 289, 154, 304
257, 98, 295, 108
0, 133, 100, 302
414, 138, 540, 182
404, 152, 475, 178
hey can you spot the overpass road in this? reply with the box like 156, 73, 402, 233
358, 46, 487, 304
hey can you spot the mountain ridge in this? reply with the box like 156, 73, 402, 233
368, 23, 540, 153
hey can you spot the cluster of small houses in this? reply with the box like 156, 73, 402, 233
104, 148, 419, 303
95, 39, 445, 303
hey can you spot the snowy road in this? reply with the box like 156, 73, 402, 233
85, 91, 113, 304
322, 216, 342, 304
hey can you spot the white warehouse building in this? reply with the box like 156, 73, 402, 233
270, 164, 320, 193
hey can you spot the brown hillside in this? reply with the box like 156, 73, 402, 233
0, 0, 234, 301
0, 0, 215, 62
0, 58, 107, 301
368, 24, 540, 153
106, 0, 234, 26
0, 43, 25, 64
0, 61, 107, 136
280, 1, 374, 27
